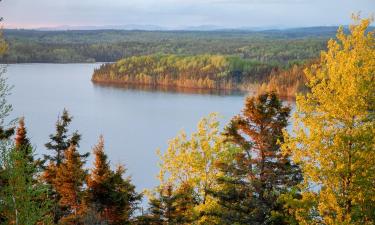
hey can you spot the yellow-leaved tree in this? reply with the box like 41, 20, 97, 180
157, 113, 232, 224
283, 16, 375, 225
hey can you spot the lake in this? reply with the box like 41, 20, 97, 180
5, 63, 249, 192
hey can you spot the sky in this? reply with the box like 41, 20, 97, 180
1, 0, 374, 29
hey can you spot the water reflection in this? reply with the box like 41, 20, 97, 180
92, 82, 249, 96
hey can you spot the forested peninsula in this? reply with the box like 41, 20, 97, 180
92, 54, 272, 90
92, 54, 308, 97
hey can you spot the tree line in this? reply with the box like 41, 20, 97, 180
0, 17, 374, 225
0, 28, 331, 64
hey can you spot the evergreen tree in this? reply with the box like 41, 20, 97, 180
54, 144, 87, 225
142, 184, 196, 225
86, 136, 112, 213
44, 109, 82, 166
283, 17, 375, 224
42, 110, 87, 223
14, 117, 33, 163
212, 92, 302, 224
0, 143, 52, 225
104, 165, 142, 225
86, 136, 142, 225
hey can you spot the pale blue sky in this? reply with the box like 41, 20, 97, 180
1, 0, 374, 29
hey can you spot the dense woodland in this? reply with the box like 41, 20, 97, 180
0, 11, 374, 225
92, 54, 276, 90
92, 53, 313, 97
0, 28, 332, 64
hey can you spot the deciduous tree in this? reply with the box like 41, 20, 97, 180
158, 113, 227, 224
283, 17, 375, 224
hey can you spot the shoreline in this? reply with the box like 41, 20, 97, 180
91, 79, 252, 96
92, 79, 299, 99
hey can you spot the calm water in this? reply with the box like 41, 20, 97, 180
5, 63, 248, 191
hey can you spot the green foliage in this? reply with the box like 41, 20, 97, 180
86, 136, 142, 225
43, 109, 88, 224
139, 184, 197, 225
0, 142, 52, 225
0, 28, 332, 64
44, 109, 83, 166
210, 92, 302, 224
92, 54, 275, 91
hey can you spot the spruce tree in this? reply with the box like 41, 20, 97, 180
43, 110, 88, 223
86, 136, 142, 225
86, 135, 113, 224
54, 144, 87, 225
14, 117, 33, 163
86, 136, 112, 211
0, 144, 52, 225
212, 92, 302, 224
147, 185, 179, 225
104, 165, 142, 225
141, 184, 197, 225
44, 109, 82, 166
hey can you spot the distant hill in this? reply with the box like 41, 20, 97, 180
0, 27, 335, 63
2, 26, 340, 44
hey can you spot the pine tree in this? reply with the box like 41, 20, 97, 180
283, 17, 375, 224
14, 117, 30, 148
54, 144, 87, 225
86, 135, 113, 224
142, 184, 196, 225
86, 136, 142, 225
0, 143, 52, 225
14, 117, 33, 163
150, 185, 177, 225
104, 165, 142, 225
86, 136, 112, 210
212, 92, 302, 224
43, 110, 87, 223
44, 109, 82, 166
172, 183, 197, 224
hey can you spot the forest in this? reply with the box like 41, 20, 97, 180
92, 54, 310, 97
92, 54, 276, 90
0, 28, 331, 64
0, 17, 374, 225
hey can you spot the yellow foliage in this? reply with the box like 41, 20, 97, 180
157, 113, 229, 224
283, 16, 375, 224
